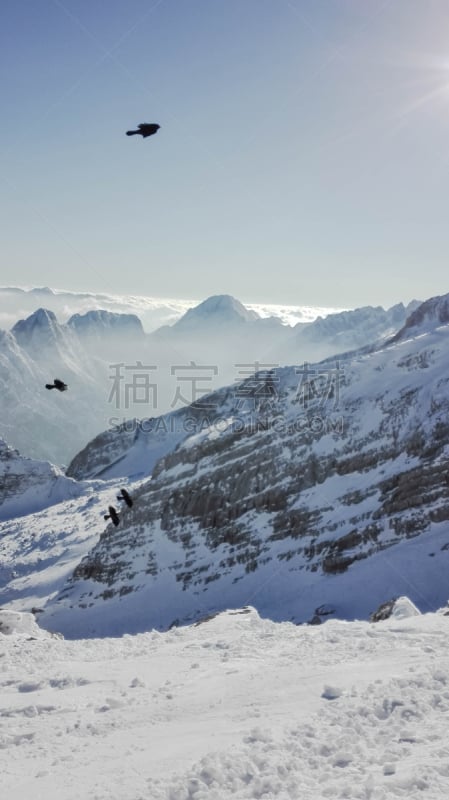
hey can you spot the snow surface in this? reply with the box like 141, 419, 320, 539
2, 605, 449, 799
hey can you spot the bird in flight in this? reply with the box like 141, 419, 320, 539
117, 488, 133, 508
45, 378, 68, 392
104, 506, 120, 527
126, 123, 160, 139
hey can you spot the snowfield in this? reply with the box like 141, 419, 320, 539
1, 605, 449, 800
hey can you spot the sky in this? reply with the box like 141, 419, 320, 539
2, 0, 449, 309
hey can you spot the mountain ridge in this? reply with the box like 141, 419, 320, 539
39, 311, 449, 637
1, 295, 417, 465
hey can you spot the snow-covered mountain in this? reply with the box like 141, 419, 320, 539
148, 296, 417, 396
170, 294, 260, 329
0, 439, 83, 521
0, 309, 112, 464
64, 296, 429, 484
149, 293, 289, 374
1, 295, 415, 466
151, 296, 419, 368
11, 308, 69, 354
0, 305, 184, 464
67, 309, 144, 340
0, 286, 195, 332
34, 294, 449, 637
66, 404, 222, 481
278, 301, 419, 363
391, 293, 449, 342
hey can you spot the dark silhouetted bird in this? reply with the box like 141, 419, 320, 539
117, 488, 133, 508
104, 506, 120, 527
45, 379, 68, 392
126, 123, 160, 139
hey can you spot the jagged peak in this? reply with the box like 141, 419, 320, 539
13, 307, 57, 326
11, 308, 65, 349
12, 307, 58, 333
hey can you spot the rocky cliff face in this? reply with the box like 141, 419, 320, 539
41, 320, 449, 637
391, 293, 449, 342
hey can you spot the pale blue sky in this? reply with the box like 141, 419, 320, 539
2, 0, 449, 308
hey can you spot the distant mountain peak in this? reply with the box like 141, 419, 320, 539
67, 309, 144, 338
11, 308, 63, 348
174, 294, 259, 329
30, 286, 55, 295
15, 307, 57, 326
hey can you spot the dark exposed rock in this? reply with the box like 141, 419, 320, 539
369, 598, 398, 622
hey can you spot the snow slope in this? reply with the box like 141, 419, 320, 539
1, 447, 447, 639
2, 606, 449, 800
0, 439, 85, 521
0, 476, 130, 612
